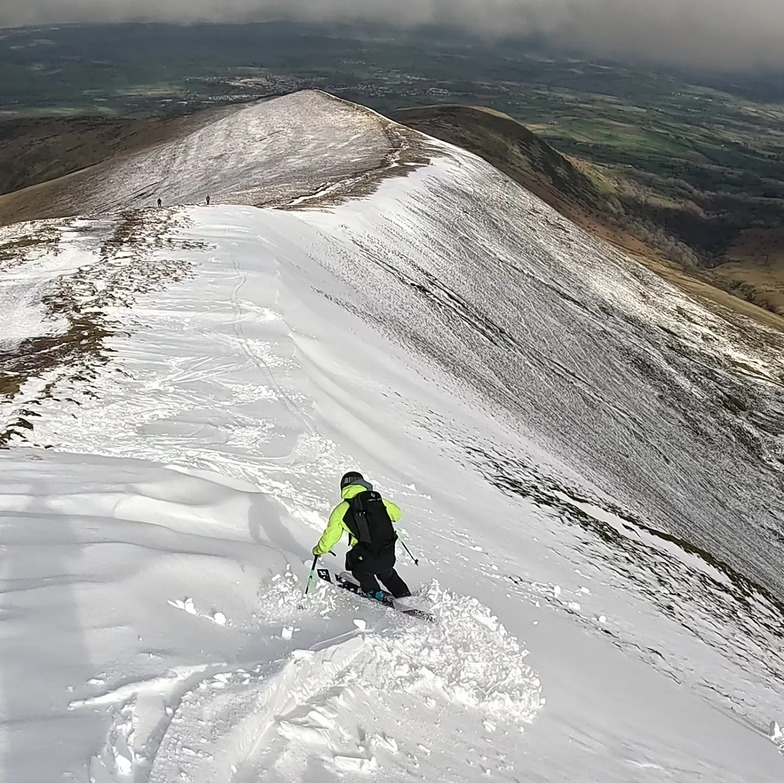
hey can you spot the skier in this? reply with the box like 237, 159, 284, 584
157, 197, 162, 208
313, 472, 411, 601
205, 195, 211, 205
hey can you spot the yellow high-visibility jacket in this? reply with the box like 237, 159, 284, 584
314, 483, 402, 556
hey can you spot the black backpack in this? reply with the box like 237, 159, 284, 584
343, 491, 398, 556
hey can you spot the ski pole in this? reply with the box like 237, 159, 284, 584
400, 540, 419, 566
304, 554, 319, 596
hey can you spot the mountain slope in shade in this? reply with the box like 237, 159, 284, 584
0, 113, 201, 198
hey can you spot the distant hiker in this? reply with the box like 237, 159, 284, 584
157, 197, 162, 208
313, 472, 411, 600
205, 195, 211, 205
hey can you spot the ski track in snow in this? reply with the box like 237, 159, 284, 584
61, 552, 540, 783
1, 92, 784, 782
135, 586, 538, 783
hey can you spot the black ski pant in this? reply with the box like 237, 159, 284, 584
353, 566, 411, 598
346, 546, 411, 598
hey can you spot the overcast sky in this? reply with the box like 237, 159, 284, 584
3, 0, 783, 71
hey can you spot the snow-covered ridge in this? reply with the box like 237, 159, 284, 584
1, 91, 431, 223
1, 91, 784, 781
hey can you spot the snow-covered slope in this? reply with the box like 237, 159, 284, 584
1, 452, 543, 782
1, 91, 783, 781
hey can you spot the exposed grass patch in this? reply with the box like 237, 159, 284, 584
0, 227, 60, 270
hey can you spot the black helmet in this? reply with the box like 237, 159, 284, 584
340, 471, 364, 490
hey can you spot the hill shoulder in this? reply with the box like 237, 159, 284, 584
393, 104, 784, 328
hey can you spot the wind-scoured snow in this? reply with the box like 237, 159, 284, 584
1, 91, 783, 782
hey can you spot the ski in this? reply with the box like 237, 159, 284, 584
316, 568, 434, 622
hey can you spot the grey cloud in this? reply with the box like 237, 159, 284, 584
2, 0, 783, 71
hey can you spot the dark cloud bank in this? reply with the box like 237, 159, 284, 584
2, 0, 783, 71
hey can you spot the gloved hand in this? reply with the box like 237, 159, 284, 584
312, 546, 321, 556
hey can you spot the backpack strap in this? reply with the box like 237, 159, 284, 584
343, 495, 372, 545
